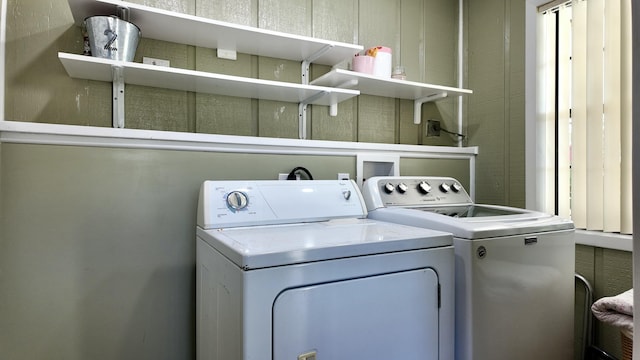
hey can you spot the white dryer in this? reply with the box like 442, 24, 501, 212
196, 179, 454, 360
362, 176, 575, 360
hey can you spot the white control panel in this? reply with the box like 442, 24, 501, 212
362, 176, 473, 210
197, 180, 367, 229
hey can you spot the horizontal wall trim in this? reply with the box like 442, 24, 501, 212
0, 121, 479, 159
575, 229, 633, 252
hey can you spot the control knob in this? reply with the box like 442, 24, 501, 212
452, 183, 463, 193
417, 181, 432, 194
226, 191, 249, 211
397, 183, 408, 193
383, 182, 395, 194
440, 183, 451, 193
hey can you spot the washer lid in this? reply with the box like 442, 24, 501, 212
367, 206, 574, 240
197, 218, 452, 269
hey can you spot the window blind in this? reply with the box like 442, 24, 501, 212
542, 0, 632, 234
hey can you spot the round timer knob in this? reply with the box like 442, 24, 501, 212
440, 183, 451, 193
417, 181, 432, 194
397, 183, 408, 193
226, 191, 248, 211
383, 182, 395, 194
452, 183, 462, 193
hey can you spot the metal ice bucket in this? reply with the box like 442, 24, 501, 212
84, 15, 140, 61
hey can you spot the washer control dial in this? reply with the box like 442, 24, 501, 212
440, 183, 451, 193
452, 183, 462, 193
383, 182, 396, 194
397, 182, 408, 193
417, 181, 432, 194
226, 191, 249, 211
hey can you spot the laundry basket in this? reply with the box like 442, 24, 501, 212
591, 288, 634, 360
621, 332, 632, 360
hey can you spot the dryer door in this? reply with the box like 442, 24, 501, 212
273, 268, 439, 360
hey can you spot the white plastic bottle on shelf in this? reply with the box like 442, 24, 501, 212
366, 46, 392, 78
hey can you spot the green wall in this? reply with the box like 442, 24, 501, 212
465, 0, 525, 208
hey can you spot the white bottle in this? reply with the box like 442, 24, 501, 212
366, 46, 392, 78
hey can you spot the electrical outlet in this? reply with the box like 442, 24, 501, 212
427, 119, 441, 137
278, 173, 300, 180
143, 57, 170, 67
338, 173, 350, 180
217, 48, 237, 60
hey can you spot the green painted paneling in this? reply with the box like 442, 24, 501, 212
310, 99, 358, 141
195, 0, 257, 26
465, 0, 526, 208
309, 0, 358, 140
257, 100, 299, 139
5, 0, 109, 126
358, 0, 400, 52
196, 93, 257, 136
194, 48, 257, 136
130, 0, 194, 14
468, 98, 506, 204
256, 56, 302, 138
508, 93, 526, 208
421, 100, 460, 146
423, 0, 458, 87
399, 99, 421, 145
258, 0, 312, 36
311, 0, 358, 44
400, 157, 470, 189
400, 0, 424, 82
506, 0, 526, 209
357, 95, 397, 143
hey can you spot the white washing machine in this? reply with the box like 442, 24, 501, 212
196, 179, 455, 360
362, 176, 575, 360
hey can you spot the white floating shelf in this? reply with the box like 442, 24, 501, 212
59, 52, 359, 106
67, 0, 362, 66
311, 69, 473, 100
311, 69, 472, 124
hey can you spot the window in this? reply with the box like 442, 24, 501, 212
539, 0, 632, 234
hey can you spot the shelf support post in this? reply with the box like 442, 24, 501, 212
112, 65, 125, 128
413, 92, 448, 124
298, 91, 329, 139
301, 44, 334, 85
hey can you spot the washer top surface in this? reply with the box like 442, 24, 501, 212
196, 179, 452, 269
362, 176, 574, 239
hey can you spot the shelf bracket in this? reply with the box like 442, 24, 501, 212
298, 91, 329, 139
112, 65, 125, 128
413, 92, 448, 124
110, 5, 129, 128
301, 44, 334, 85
